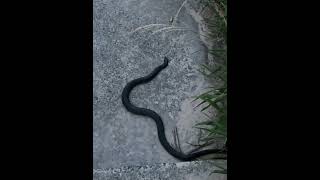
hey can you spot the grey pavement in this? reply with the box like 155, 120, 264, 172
94, 160, 227, 180
93, 0, 223, 173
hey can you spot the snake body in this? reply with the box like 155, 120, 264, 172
121, 57, 226, 161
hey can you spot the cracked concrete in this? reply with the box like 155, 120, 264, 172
93, 0, 222, 172
94, 160, 227, 180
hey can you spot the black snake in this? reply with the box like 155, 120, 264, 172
121, 57, 226, 161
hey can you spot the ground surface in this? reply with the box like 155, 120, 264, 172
94, 160, 227, 180
93, 0, 225, 178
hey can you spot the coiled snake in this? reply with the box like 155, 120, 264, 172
121, 57, 226, 161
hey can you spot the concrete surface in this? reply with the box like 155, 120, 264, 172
93, 160, 227, 180
93, 0, 221, 170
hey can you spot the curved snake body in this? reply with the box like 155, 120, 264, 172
121, 57, 226, 161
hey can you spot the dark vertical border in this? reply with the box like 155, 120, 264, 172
70, 0, 94, 179
46, 0, 93, 178
42, 0, 93, 178
228, 0, 293, 179
76, 0, 93, 179
3, 0, 94, 179
228, 0, 260, 179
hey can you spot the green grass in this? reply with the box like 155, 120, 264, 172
190, 0, 227, 174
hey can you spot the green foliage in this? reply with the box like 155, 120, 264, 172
194, 62, 227, 144
193, 0, 227, 174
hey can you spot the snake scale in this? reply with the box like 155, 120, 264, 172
121, 57, 226, 161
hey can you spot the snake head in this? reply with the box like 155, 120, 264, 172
163, 57, 169, 65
